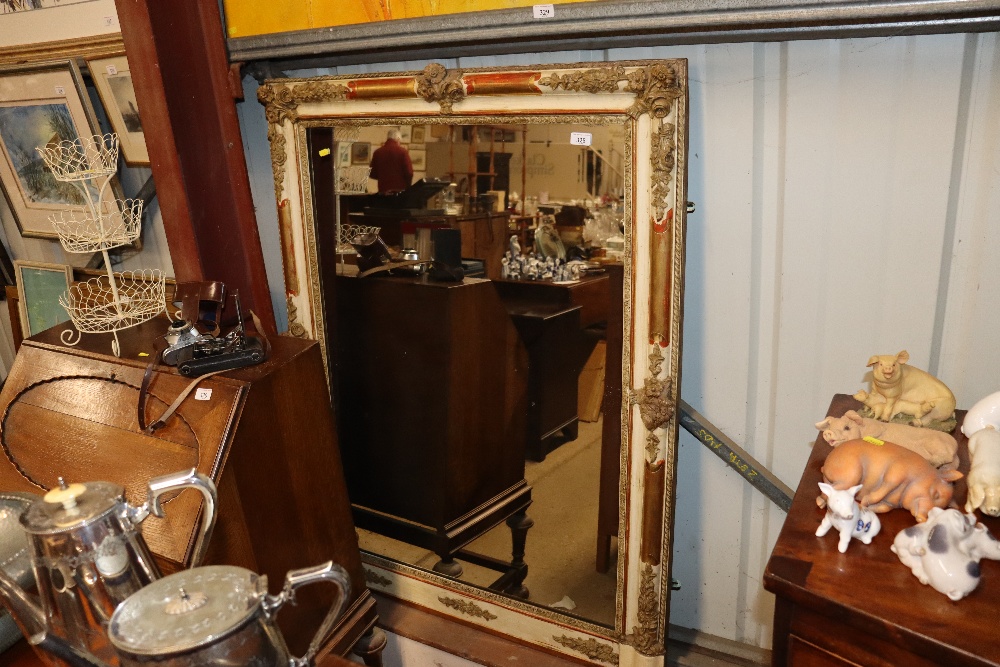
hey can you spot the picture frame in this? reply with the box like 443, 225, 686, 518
86, 53, 149, 166
410, 125, 426, 144
398, 125, 412, 143
409, 148, 426, 171
337, 142, 351, 167
0, 60, 123, 239
14, 260, 72, 339
350, 142, 371, 164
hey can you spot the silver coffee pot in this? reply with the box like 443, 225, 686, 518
0, 469, 216, 664
28, 561, 351, 667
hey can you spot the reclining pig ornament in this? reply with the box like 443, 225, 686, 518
815, 409, 959, 470
819, 439, 962, 522
815, 482, 881, 553
891, 507, 1000, 600
853, 350, 956, 428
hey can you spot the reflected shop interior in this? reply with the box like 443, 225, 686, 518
308, 121, 627, 626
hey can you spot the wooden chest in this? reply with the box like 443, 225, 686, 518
0, 317, 377, 658
764, 394, 1000, 667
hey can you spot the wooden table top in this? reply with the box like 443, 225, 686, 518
764, 394, 1000, 667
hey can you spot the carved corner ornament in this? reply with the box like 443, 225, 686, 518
438, 596, 497, 621
553, 635, 619, 665
416, 63, 466, 114
633, 344, 675, 461
364, 568, 391, 588
285, 295, 307, 338
621, 564, 664, 656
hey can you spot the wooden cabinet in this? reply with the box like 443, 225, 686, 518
764, 394, 1000, 667
332, 273, 532, 584
0, 318, 381, 663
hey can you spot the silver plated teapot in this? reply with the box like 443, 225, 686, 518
0, 469, 216, 664
29, 561, 351, 667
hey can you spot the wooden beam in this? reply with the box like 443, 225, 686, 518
114, 0, 276, 332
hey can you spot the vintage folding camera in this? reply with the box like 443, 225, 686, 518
170, 292, 266, 377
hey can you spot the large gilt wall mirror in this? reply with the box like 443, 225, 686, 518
259, 60, 687, 666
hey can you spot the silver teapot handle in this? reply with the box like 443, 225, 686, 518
264, 561, 352, 667
133, 469, 218, 567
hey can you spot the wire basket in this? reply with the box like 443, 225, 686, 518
336, 166, 371, 194
60, 269, 165, 334
336, 224, 380, 253
334, 127, 362, 143
36, 134, 119, 182
49, 198, 143, 253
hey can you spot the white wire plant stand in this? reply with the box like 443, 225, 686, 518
36, 133, 164, 357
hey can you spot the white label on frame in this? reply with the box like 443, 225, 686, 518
570, 132, 592, 146
533, 4, 554, 18
103, 16, 115, 27
195, 388, 213, 401
105, 65, 118, 76
54, 86, 65, 96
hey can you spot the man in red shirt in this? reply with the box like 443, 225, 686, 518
368, 128, 413, 194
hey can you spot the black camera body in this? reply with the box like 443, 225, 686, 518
175, 332, 265, 377
163, 290, 266, 377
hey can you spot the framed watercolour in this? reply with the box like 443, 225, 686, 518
0, 60, 118, 239
350, 142, 370, 165
410, 125, 426, 144
14, 260, 72, 339
86, 53, 149, 166
337, 142, 351, 167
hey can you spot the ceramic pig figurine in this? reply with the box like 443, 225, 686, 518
853, 350, 956, 427
819, 439, 963, 522
815, 410, 959, 470
962, 390, 1000, 437
815, 482, 881, 553
891, 507, 1000, 601
965, 426, 1000, 517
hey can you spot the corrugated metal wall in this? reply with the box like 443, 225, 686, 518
237, 32, 1000, 650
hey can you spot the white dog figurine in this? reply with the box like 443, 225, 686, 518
816, 482, 881, 553
966, 425, 1000, 517
853, 350, 956, 426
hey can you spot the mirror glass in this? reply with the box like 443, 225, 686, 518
307, 119, 627, 627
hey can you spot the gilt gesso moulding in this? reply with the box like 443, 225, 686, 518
258, 61, 687, 665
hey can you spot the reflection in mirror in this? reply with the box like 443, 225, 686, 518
309, 119, 627, 626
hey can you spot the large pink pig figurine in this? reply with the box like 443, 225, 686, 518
820, 438, 963, 522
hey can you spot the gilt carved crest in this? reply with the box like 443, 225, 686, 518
415, 63, 466, 113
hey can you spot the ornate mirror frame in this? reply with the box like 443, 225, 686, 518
258, 60, 687, 666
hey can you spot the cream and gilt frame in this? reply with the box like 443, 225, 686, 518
258, 60, 687, 666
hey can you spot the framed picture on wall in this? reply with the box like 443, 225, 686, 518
337, 142, 351, 167
410, 125, 426, 144
0, 60, 122, 239
86, 53, 150, 166
398, 125, 412, 143
14, 260, 72, 339
351, 142, 371, 165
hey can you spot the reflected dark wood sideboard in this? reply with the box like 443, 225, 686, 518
764, 394, 1000, 667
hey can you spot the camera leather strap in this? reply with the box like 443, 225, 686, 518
138, 361, 225, 434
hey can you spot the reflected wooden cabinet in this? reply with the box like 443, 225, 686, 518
332, 273, 533, 586
0, 318, 381, 663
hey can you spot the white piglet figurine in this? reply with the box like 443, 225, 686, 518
816, 482, 882, 553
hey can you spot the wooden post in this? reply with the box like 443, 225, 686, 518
114, 0, 276, 333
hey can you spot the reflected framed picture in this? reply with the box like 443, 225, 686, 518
337, 142, 351, 167
409, 148, 426, 171
410, 125, 426, 144
14, 260, 72, 339
0, 60, 119, 239
351, 142, 371, 164
86, 53, 149, 166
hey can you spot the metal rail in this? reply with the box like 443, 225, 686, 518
678, 399, 794, 512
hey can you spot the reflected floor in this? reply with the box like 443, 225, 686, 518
358, 418, 618, 627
